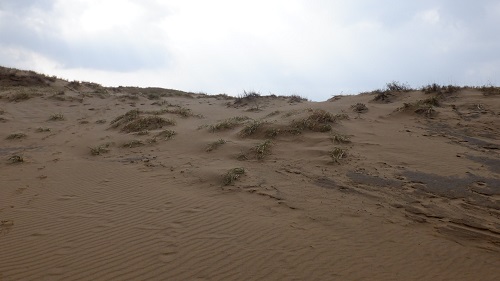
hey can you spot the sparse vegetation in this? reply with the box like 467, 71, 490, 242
206, 139, 226, 152
49, 113, 65, 121
235, 91, 260, 105
222, 167, 245, 186
122, 116, 175, 133
8, 154, 24, 164
122, 140, 144, 148
386, 81, 411, 92
254, 139, 273, 159
207, 116, 250, 132
90, 144, 111, 155
239, 120, 264, 137
265, 110, 281, 118
398, 101, 437, 118
95, 119, 107, 124
135, 130, 150, 136
156, 129, 176, 140
110, 109, 140, 128
35, 127, 51, 132
9, 92, 32, 102
478, 85, 500, 96
288, 95, 308, 103
290, 109, 335, 132
6, 133, 27, 140
329, 147, 347, 163
351, 103, 368, 113
330, 133, 351, 144
421, 84, 460, 95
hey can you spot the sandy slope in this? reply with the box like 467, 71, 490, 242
0, 68, 499, 280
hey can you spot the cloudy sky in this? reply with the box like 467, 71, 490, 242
1, 0, 499, 101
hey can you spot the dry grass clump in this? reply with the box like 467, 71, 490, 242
134, 130, 150, 136
122, 140, 145, 148
110, 109, 140, 128
222, 167, 245, 186
290, 109, 335, 132
9, 92, 32, 102
234, 91, 260, 105
330, 132, 351, 144
95, 119, 107, 124
206, 139, 226, 152
8, 154, 24, 164
207, 116, 250, 132
156, 129, 176, 140
478, 85, 500, 96
398, 99, 439, 118
288, 95, 308, 103
239, 120, 265, 137
48, 113, 65, 121
6, 133, 27, 140
386, 81, 412, 92
90, 144, 111, 155
35, 127, 51, 132
351, 103, 368, 113
329, 147, 347, 163
254, 139, 273, 159
122, 116, 175, 133
421, 84, 461, 95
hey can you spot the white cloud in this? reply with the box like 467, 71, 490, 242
1, 0, 499, 100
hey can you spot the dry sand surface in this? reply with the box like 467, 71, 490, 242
0, 67, 499, 280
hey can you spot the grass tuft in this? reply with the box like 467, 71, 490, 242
6, 133, 27, 140
255, 139, 273, 159
239, 120, 264, 137
351, 103, 368, 113
8, 154, 24, 164
122, 140, 144, 148
222, 167, 245, 186
207, 116, 250, 132
48, 113, 65, 121
122, 116, 175, 133
35, 127, 51, 133
329, 147, 347, 163
90, 144, 111, 155
330, 133, 351, 144
156, 129, 176, 140
206, 139, 226, 152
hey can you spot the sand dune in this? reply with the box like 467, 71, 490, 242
1, 67, 499, 280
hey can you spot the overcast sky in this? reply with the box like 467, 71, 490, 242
1, 0, 499, 101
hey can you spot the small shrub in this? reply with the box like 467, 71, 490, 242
351, 103, 368, 113
35, 127, 51, 133
90, 144, 110, 155
206, 139, 226, 152
422, 96, 440, 107
290, 109, 335, 132
255, 139, 273, 159
110, 109, 140, 128
122, 116, 175, 132
9, 92, 31, 102
329, 147, 347, 163
222, 167, 245, 186
8, 155, 24, 164
288, 95, 308, 103
49, 113, 65, 121
6, 133, 27, 140
239, 121, 264, 137
330, 133, 351, 144
156, 129, 176, 140
122, 140, 144, 148
386, 81, 411, 92
235, 91, 260, 105
478, 85, 500, 96
208, 116, 250, 132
